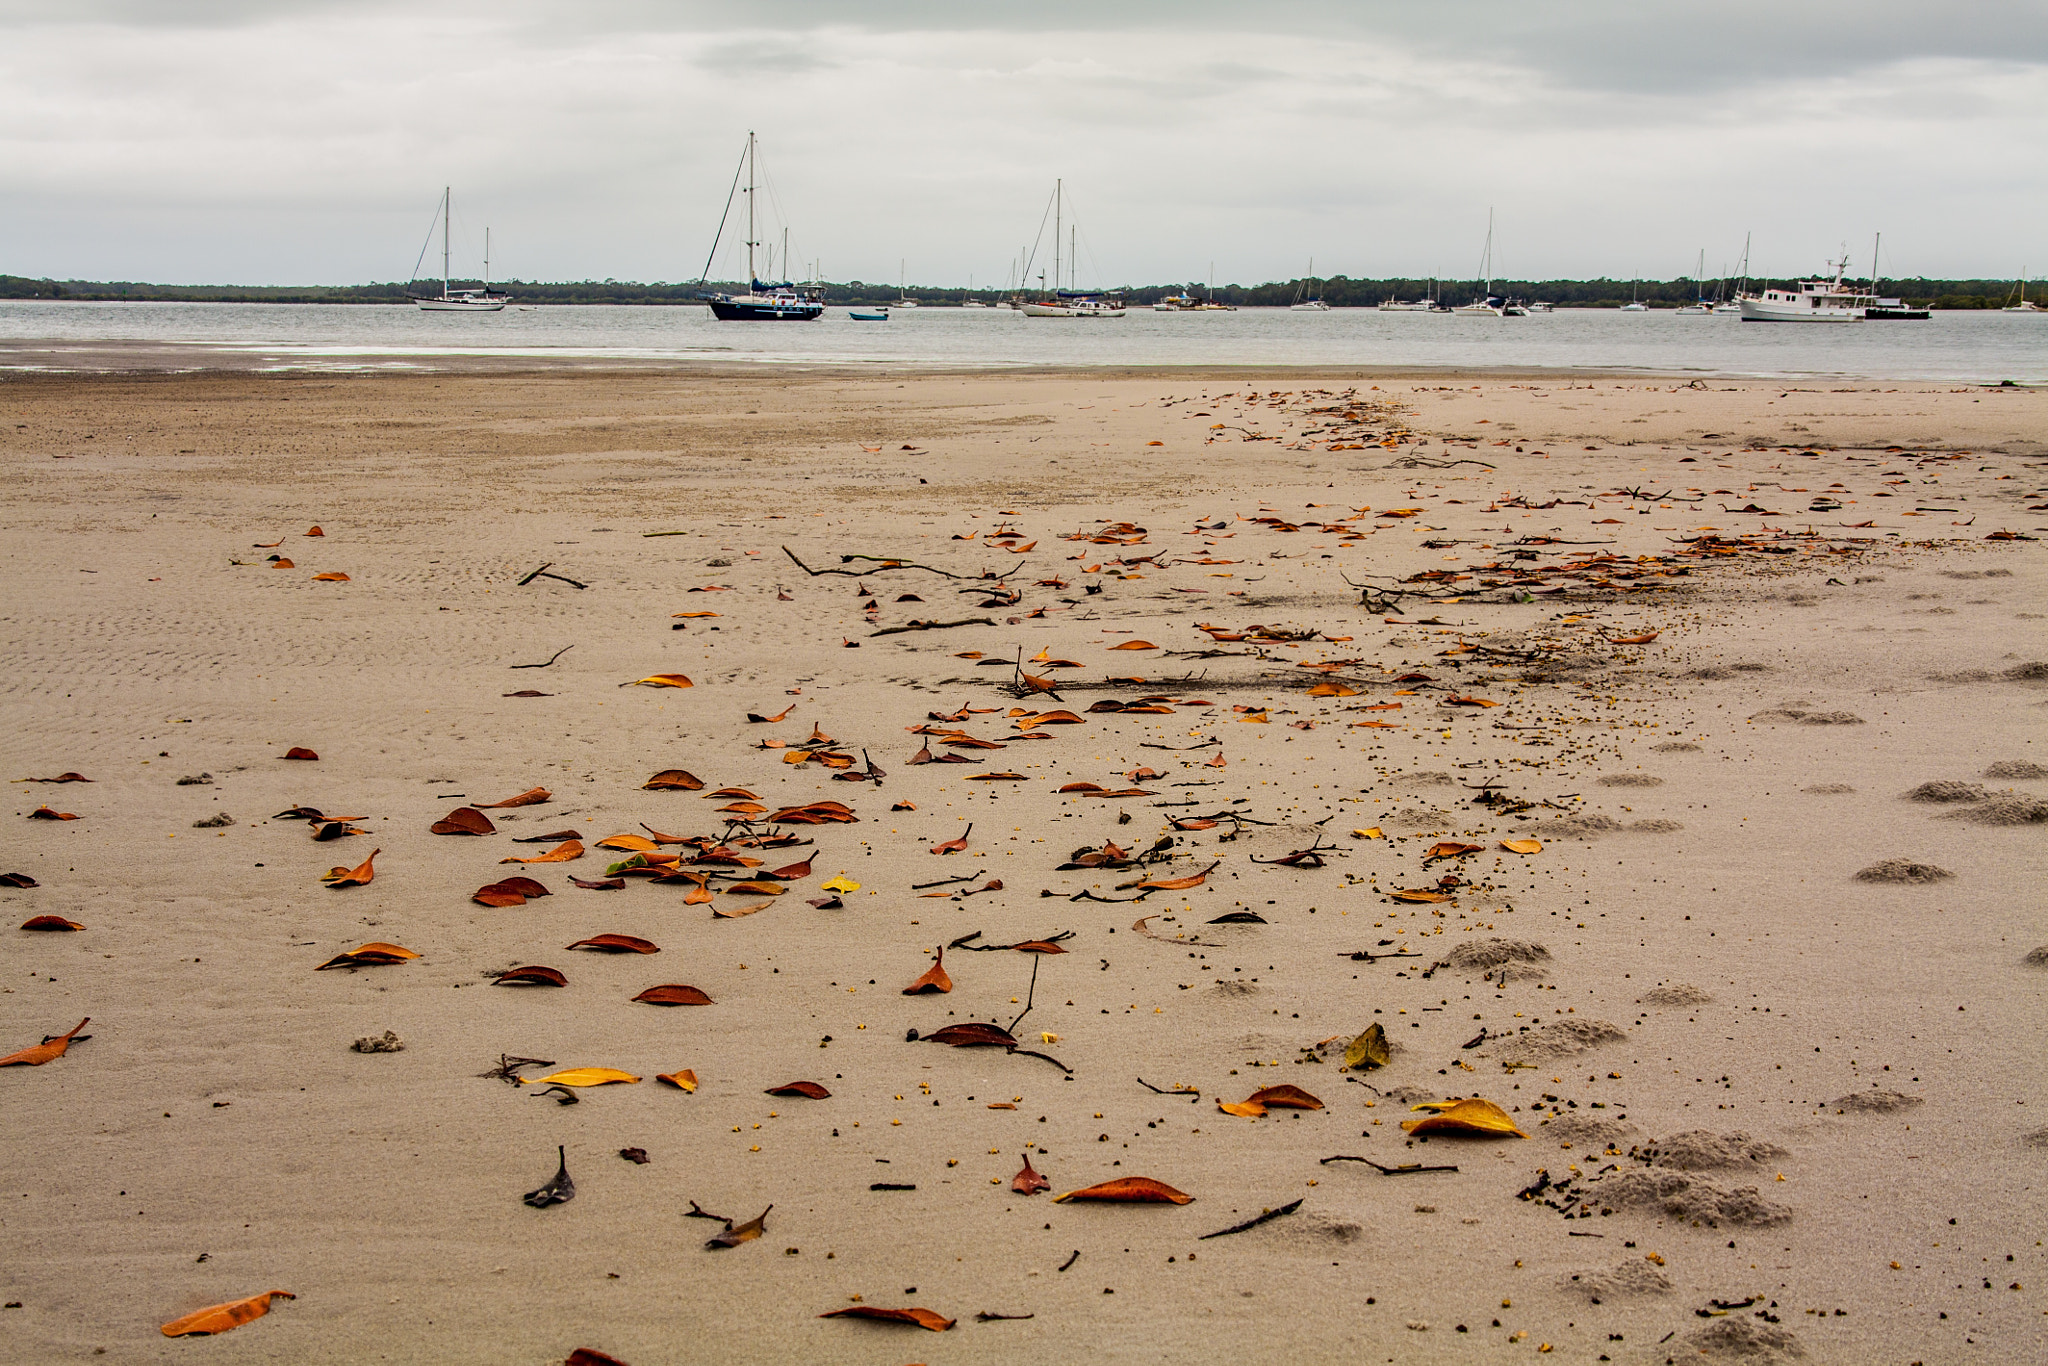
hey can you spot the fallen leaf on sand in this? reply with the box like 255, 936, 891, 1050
931, 827, 971, 855
567, 934, 659, 954
1444, 695, 1499, 708
430, 807, 496, 836
1132, 860, 1219, 891
1608, 632, 1659, 645
1425, 841, 1484, 860
501, 840, 584, 864
1353, 827, 1385, 839
495, 965, 569, 987
634, 984, 713, 1006
626, 674, 694, 689
311, 572, 349, 582
27, 806, 78, 820
474, 786, 552, 808
21, 914, 83, 931
819, 875, 861, 893
596, 834, 658, 852
1389, 888, 1451, 903
642, 769, 706, 791
473, 876, 550, 906
712, 901, 772, 919
1308, 681, 1361, 697
1012, 1154, 1052, 1194
1, 873, 41, 888
319, 849, 378, 886
523, 1145, 575, 1208
746, 705, 794, 723
304, 526, 322, 536
1247, 1084, 1323, 1110
707, 1206, 772, 1249
924, 1023, 1016, 1047
565, 1351, 629, 1366
522, 1069, 638, 1090
1343, 1024, 1391, 1071
18, 772, 90, 783
1108, 640, 1158, 650
570, 875, 626, 890
657, 1069, 698, 1091
904, 946, 952, 994
673, 611, 720, 619
0, 1016, 90, 1067
282, 747, 319, 760
765, 1081, 831, 1099
1400, 1097, 1528, 1138
1219, 1100, 1267, 1118
270, 558, 294, 568
1500, 838, 1544, 854
818, 1307, 954, 1332
160, 1290, 295, 1338
314, 941, 415, 969
1012, 939, 1067, 954
724, 880, 786, 896
1054, 1177, 1194, 1204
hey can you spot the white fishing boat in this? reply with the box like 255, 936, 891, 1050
1154, 291, 1198, 312
413, 188, 509, 311
1737, 253, 1870, 322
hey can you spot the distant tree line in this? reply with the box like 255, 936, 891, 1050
0, 271, 2032, 309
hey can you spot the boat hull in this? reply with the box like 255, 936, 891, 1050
1738, 299, 1857, 322
709, 299, 824, 320
417, 299, 507, 312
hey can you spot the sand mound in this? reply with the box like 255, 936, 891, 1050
1537, 1113, 1641, 1147
1830, 1089, 1922, 1113
1402, 771, 1455, 786
1384, 805, 1456, 830
1630, 818, 1685, 833
1277, 1211, 1364, 1244
1688, 1317, 1806, 1362
2021, 1127, 2048, 1148
1559, 1258, 1672, 1300
1905, 780, 1988, 802
1652, 741, 1703, 752
1853, 859, 1953, 884
1529, 813, 1623, 838
1802, 783, 1855, 794
1748, 708, 1808, 723
2024, 946, 2048, 967
1940, 794, 2048, 824
1598, 773, 1664, 787
1493, 1018, 1627, 1063
1214, 979, 1259, 997
1933, 668, 1997, 682
2005, 661, 2048, 680
1378, 1085, 1441, 1105
1986, 760, 2048, 779
1686, 665, 1736, 680
1641, 982, 1713, 1006
1942, 568, 2014, 579
1438, 938, 1550, 972
1495, 962, 1552, 982
1583, 1168, 1792, 1227
1637, 1130, 1786, 1171
1800, 711, 1866, 725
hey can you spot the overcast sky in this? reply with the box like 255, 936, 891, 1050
2, 1, 2042, 286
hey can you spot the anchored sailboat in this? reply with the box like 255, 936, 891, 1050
1017, 181, 1125, 318
1289, 259, 1331, 311
697, 132, 825, 321
412, 187, 508, 311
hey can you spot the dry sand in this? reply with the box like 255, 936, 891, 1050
1, 366, 2044, 1364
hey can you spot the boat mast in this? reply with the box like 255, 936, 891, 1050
745, 131, 757, 288
1869, 232, 1881, 296
1482, 208, 1493, 295
484, 226, 490, 291
442, 186, 451, 299
1053, 181, 1062, 299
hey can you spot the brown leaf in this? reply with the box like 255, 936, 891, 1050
270, 557, 294, 568
711, 900, 772, 918
765, 1080, 831, 1099
311, 572, 349, 582
429, 807, 496, 836
1011, 939, 1066, 954
20, 914, 82, 931
502, 840, 584, 864
474, 787, 552, 808
495, 965, 568, 987
818, 1307, 954, 1332
707, 786, 758, 799
20, 772, 90, 783
320, 848, 378, 886
746, 704, 795, 723
1108, 640, 1158, 650
569, 875, 627, 890
566, 934, 659, 953
282, 747, 319, 760
314, 941, 415, 969
160, 1290, 295, 1338
642, 769, 706, 791
634, 984, 713, 1006
930, 824, 972, 856
1246, 1084, 1324, 1110
903, 946, 952, 995
967, 771, 1027, 781
1134, 860, 1219, 891
768, 856, 813, 880
0, 1016, 90, 1067
566, 1351, 631, 1366
304, 526, 323, 536
1424, 842, 1484, 860
924, 1023, 1016, 1047
1053, 1177, 1194, 1204
707, 1205, 773, 1249
1012, 1153, 1051, 1195
27, 806, 78, 820
1388, 888, 1451, 903
626, 673, 694, 689
1608, 631, 1660, 645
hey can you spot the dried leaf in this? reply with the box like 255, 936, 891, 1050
1609, 632, 1660, 645
160, 1290, 295, 1338
565, 1351, 630, 1366
1389, 888, 1452, 904
1425, 842, 1484, 860
707, 1205, 772, 1249
304, 526, 322, 536
501, 839, 584, 864
523, 1069, 639, 1089
924, 1022, 1016, 1047
570, 875, 627, 890
1247, 1084, 1323, 1110
430, 807, 496, 836
1134, 860, 1219, 891
1343, 1023, 1391, 1071
318, 849, 379, 888
495, 965, 568, 987
1218, 1100, 1267, 1118
567, 934, 659, 954
904, 946, 952, 995
634, 984, 714, 1006
1308, 681, 1361, 697
0, 1016, 90, 1067
21, 915, 83, 931
657, 1069, 699, 1090
27, 806, 78, 820
1353, 827, 1384, 840
724, 880, 786, 896
1499, 838, 1543, 854
311, 572, 350, 582
707, 786, 758, 799
524, 1144, 576, 1207
1444, 695, 1499, 708
643, 769, 706, 791
931, 828, 971, 856
1109, 640, 1158, 650
1053, 1177, 1194, 1204
712, 900, 771, 918
765, 1080, 831, 1099
596, 834, 658, 852
1012, 1154, 1051, 1194
474, 786, 552, 808
818, 1307, 954, 1332
1011, 939, 1066, 954
627, 674, 694, 689
19, 772, 90, 783
1400, 1097, 1528, 1139
282, 747, 319, 760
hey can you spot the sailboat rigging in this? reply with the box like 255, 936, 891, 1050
412, 187, 508, 311
697, 132, 825, 321
1017, 181, 1125, 318
1289, 258, 1331, 311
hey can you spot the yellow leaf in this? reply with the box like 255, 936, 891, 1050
1400, 1097, 1528, 1138
671, 611, 720, 618
629, 673, 694, 688
820, 875, 861, 893
1343, 1023, 1390, 1070
1500, 838, 1543, 854
1352, 827, 1384, 839
596, 833, 658, 852
522, 1068, 640, 1088
1308, 681, 1360, 697
657, 1069, 699, 1091
1218, 1100, 1267, 1118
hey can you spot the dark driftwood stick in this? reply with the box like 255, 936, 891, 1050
537, 570, 587, 589
870, 617, 996, 637
782, 545, 1022, 581
1320, 1156, 1460, 1174
510, 645, 576, 670
1058, 1250, 1080, 1273
1198, 1198, 1304, 1240
1137, 1077, 1198, 1097
1005, 1044, 1070, 1074
517, 562, 552, 586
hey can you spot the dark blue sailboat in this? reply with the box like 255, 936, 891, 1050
698, 132, 824, 322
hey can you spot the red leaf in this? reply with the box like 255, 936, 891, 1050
20, 914, 82, 931
494, 965, 568, 987
27, 806, 78, 820
1053, 1176, 1193, 1204
765, 1080, 831, 1099
473, 786, 552, 808
818, 1307, 954, 1332
903, 946, 952, 994
430, 807, 496, 836
642, 769, 706, 791
566, 934, 659, 953
282, 747, 319, 761
634, 984, 713, 1006
1011, 1153, 1051, 1195
924, 1022, 1015, 1047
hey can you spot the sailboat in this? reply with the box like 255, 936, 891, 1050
1675, 250, 1714, 315
1018, 182, 1125, 318
697, 132, 825, 321
1452, 211, 1523, 315
1859, 233, 1930, 320
413, 187, 508, 311
893, 261, 919, 308
1290, 259, 1331, 311
1619, 277, 1649, 313
1379, 278, 1440, 312
2004, 270, 2042, 313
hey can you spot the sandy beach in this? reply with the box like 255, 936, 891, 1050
1, 364, 2043, 1365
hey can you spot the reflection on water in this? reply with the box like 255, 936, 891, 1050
0, 301, 2040, 383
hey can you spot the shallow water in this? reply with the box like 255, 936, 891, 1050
0, 299, 2041, 382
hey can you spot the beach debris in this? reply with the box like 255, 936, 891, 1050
931, 825, 972, 855
1012, 1154, 1052, 1194
27, 806, 78, 820
350, 1031, 405, 1053
1401, 1098, 1528, 1139
1199, 1198, 1304, 1239
1500, 838, 1543, 854
518, 1068, 638, 1089
1343, 1025, 1391, 1070
642, 769, 706, 791
564, 1351, 630, 1366
176, 772, 213, 785
314, 941, 415, 970
1, 873, 40, 887
20, 914, 82, 931
474, 786, 552, 808
1321, 1156, 1461, 1175
502, 840, 584, 864
1054, 1177, 1193, 1204
494, 965, 568, 987
624, 674, 693, 689
1640, 983, 1712, 1006
473, 877, 550, 907
634, 984, 714, 1005
17, 772, 90, 783
523, 1145, 576, 1208
430, 807, 495, 836
282, 747, 318, 760
566, 934, 658, 953
619, 1148, 649, 1164
819, 1306, 955, 1331
707, 1206, 772, 1249
160, 1290, 295, 1337
191, 812, 235, 828
0, 1017, 90, 1067
569, 875, 626, 890
903, 946, 952, 994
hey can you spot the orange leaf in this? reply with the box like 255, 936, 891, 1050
1108, 640, 1158, 650
724, 880, 786, 895
634, 984, 713, 1006
1247, 1084, 1323, 1110
320, 848, 378, 886
931, 826, 971, 855
657, 1069, 699, 1091
819, 1306, 955, 1332
1424, 842, 1484, 859
429, 807, 495, 836
1308, 681, 1360, 697
596, 834, 659, 852
1609, 632, 1660, 645
27, 806, 78, 820
642, 769, 706, 790
903, 946, 952, 994
495, 964, 568, 987
746, 704, 794, 723
21, 914, 83, 931
270, 557, 295, 568
1444, 695, 1499, 708
314, 940, 416, 969
672, 611, 721, 618
1134, 860, 1219, 891
626, 673, 694, 689
161, 1290, 295, 1338
282, 746, 319, 760
1389, 888, 1451, 903
473, 786, 551, 809
311, 572, 350, 582
1012, 1153, 1051, 1194
501, 839, 584, 864
766, 1080, 831, 1099
0, 1016, 89, 1067
566, 934, 659, 954
472, 877, 548, 906
1053, 1176, 1194, 1204
1218, 1099, 1267, 1118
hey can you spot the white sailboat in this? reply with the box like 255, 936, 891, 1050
1618, 278, 1649, 313
1018, 183, 1125, 318
2004, 270, 2042, 312
697, 133, 826, 321
1674, 250, 1714, 314
414, 187, 508, 311
1452, 211, 1523, 315
1289, 258, 1331, 311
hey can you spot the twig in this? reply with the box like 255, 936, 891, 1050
1006, 1045, 1072, 1073
683, 1200, 732, 1223
781, 545, 1022, 581
510, 645, 576, 670
870, 617, 996, 637
1198, 1199, 1304, 1239
517, 562, 588, 589
1137, 1078, 1199, 1096
517, 562, 553, 586
916, 870, 984, 891
1131, 914, 1222, 946
1319, 1156, 1460, 1174
1006, 955, 1041, 1034
1058, 1250, 1080, 1273
1336, 949, 1424, 962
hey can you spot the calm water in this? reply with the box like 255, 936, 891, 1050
0, 300, 2040, 383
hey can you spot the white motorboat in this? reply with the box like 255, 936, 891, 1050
412, 189, 509, 311
1525, 301, 1555, 313
1737, 254, 1871, 322
1154, 292, 1197, 312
